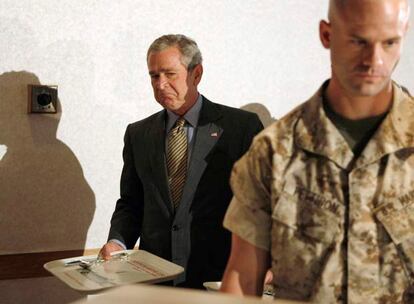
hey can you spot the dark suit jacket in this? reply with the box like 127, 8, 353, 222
108, 96, 263, 288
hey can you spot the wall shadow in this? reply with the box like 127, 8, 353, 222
0, 71, 95, 303
240, 102, 276, 128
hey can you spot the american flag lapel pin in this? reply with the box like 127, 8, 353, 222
211, 132, 218, 137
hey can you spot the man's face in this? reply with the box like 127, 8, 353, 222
321, 0, 409, 97
147, 46, 201, 115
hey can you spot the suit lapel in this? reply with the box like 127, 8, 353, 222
148, 111, 174, 216
175, 97, 223, 219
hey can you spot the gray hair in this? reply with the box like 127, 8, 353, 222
147, 34, 203, 71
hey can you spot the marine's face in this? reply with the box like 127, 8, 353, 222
321, 0, 409, 97
147, 46, 201, 115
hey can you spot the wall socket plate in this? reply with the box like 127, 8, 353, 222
28, 85, 58, 114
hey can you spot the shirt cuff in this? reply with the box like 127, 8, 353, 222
108, 239, 127, 250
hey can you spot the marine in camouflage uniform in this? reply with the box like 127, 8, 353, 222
224, 82, 414, 303
220, 0, 412, 302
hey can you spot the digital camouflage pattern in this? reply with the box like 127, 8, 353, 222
224, 82, 414, 303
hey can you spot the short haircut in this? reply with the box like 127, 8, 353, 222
328, 0, 410, 22
147, 34, 203, 70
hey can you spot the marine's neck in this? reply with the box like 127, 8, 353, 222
324, 79, 393, 120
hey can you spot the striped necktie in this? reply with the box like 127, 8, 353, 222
167, 118, 188, 210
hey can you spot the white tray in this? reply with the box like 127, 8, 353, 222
44, 250, 184, 293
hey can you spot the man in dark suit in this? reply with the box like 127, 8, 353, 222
100, 34, 263, 289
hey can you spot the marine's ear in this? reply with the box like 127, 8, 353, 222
319, 20, 332, 49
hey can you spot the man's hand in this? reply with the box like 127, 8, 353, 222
264, 269, 273, 285
98, 242, 124, 260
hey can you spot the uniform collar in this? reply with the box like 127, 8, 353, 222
295, 81, 414, 170
355, 82, 414, 168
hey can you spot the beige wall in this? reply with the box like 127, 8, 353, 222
0, 1, 413, 303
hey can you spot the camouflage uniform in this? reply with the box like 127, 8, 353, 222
224, 82, 414, 303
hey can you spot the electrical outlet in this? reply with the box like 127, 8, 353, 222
28, 85, 58, 114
